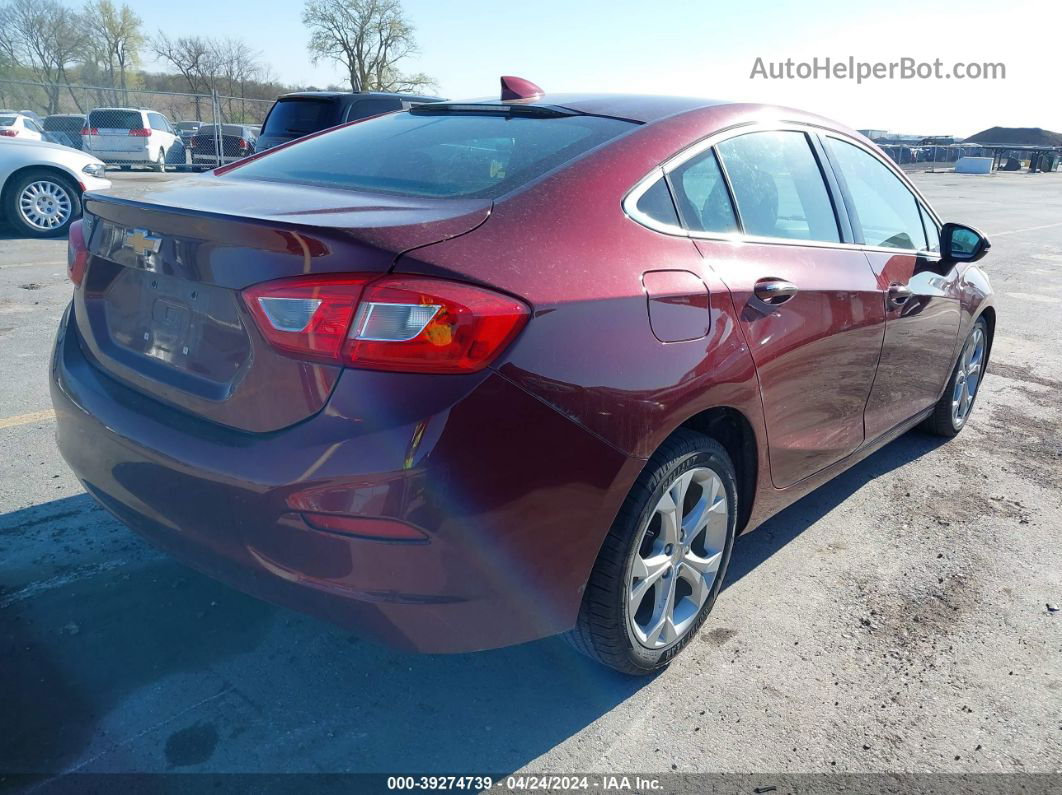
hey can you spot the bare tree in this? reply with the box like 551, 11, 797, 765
83, 0, 143, 100
302, 0, 435, 93
150, 32, 213, 95
0, 0, 88, 113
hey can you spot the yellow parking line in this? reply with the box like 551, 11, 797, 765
0, 409, 55, 429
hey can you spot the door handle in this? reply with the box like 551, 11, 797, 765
888, 283, 913, 308
754, 278, 798, 305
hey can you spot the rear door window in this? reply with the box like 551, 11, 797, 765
716, 130, 840, 243
229, 110, 636, 199
262, 98, 340, 137
826, 136, 928, 250
668, 149, 738, 234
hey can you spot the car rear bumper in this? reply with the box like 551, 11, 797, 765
50, 304, 639, 652
90, 150, 151, 164
192, 153, 244, 164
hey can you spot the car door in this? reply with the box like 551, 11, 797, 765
822, 134, 961, 439
672, 128, 886, 488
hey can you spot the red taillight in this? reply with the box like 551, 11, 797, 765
0, 129, 17, 137
347, 277, 530, 373
80, 127, 98, 136
241, 274, 530, 374
128, 127, 150, 137
301, 512, 427, 542
242, 275, 372, 363
238, 137, 247, 148
67, 220, 88, 286
189, 136, 199, 147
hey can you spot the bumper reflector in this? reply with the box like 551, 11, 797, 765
300, 512, 428, 542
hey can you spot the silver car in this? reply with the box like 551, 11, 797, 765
0, 137, 111, 237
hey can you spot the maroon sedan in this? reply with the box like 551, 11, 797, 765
52, 78, 994, 674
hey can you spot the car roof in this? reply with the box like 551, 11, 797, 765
276, 91, 444, 101
506, 93, 731, 123
431, 93, 858, 137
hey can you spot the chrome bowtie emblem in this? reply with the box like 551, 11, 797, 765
124, 228, 161, 257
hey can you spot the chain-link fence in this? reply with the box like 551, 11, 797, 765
0, 78, 274, 170
877, 142, 1062, 174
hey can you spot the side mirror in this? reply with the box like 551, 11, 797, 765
941, 222, 991, 263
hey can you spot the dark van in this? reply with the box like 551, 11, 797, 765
256, 91, 444, 152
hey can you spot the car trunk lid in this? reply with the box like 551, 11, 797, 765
75, 178, 491, 432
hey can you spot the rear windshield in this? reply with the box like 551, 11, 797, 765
262, 98, 340, 137
88, 110, 143, 129
175, 122, 200, 131
229, 110, 636, 199
44, 116, 84, 131
198, 125, 247, 136
0, 116, 14, 127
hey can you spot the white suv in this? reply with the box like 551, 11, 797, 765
82, 108, 178, 171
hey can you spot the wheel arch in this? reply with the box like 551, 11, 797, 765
976, 305, 996, 362
677, 406, 759, 533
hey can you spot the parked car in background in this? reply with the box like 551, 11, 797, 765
0, 113, 45, 141
43, 114, 87, 150
0, 136, 109, 236
255, 90, 444, 152
81, 107, 179, 171
174, 120, 202, 145
0, 109, 44, 125
52, 81, 995, 674
189, 123, 257, 167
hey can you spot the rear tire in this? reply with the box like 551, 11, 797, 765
152, 150, 166, 173
566, 429, 738, 675
921, 316, 989, 437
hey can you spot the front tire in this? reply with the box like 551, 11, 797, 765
567, 429, 738, 674
4, 170, 81, 238
922, 316, 989, 437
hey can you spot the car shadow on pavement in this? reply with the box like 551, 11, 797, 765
0, 432, 944, 776
0, 494, 647, 777
726, 430, 948, 586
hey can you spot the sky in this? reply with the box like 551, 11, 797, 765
121, 0, 1059, 138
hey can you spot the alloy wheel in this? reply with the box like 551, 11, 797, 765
17, 180, 72, 232
952, 325, 986, 427
626, 466, 728, 650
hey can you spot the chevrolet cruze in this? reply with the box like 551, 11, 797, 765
51, 77, 994, 674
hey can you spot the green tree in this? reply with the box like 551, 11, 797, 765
83, 0, 144, 98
